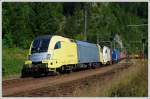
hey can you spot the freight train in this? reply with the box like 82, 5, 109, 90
21, 35, 126, 77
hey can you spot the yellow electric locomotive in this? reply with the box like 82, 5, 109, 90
21, 35, 104, 77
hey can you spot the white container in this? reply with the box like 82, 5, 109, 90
103, 46, 111, 64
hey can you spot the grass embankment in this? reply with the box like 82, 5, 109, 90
2, 48, 28, 78
103, 59, 148, 96
73, 59, 148, 97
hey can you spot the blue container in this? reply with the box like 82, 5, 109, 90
116, 49, 119, 61
111, 49, 119, 62
111, 49, 116, 61
76, 40, 99, 63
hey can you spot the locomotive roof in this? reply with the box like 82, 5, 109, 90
76, 40, 97, 46
34, 35, 52, 40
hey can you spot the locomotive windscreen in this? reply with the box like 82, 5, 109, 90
31, 35, 51, 54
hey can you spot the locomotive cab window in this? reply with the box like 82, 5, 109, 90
54, 41, 61, 49
105, 50, 107, 53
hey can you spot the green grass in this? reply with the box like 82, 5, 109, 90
104, 60, 148, 97
72, 59, 148, 97
2, 48, 28, 77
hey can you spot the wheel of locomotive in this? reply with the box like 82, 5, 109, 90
55, 69, 60, 75
43, 71, 49, 76
73, 64, 80, 72
21, 68, 31, 78
72, 65, 77, 72
32, 70, 41, 78
59, 66, 65, 74
66, 65, 73, 73
21, 68, 27, 78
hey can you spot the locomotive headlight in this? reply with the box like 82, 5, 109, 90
46, 54, 51, 60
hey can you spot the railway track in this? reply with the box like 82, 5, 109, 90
3, 60, 132, 96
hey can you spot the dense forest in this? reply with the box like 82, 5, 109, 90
2, 2, 148, 54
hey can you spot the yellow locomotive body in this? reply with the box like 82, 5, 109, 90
22, 35, 78, 77
47, 36, 78, 70
97, 44, 103, 64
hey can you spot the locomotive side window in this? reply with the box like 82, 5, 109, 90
54, 41, 61, 49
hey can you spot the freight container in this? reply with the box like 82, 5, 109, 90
76, 41, 99, 64
103, 46, 111, 64
111, 49, 119, 63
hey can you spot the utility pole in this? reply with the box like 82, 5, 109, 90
97, 33, 99, 44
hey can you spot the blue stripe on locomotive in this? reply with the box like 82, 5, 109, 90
76, 40, 99, 63
111, 49, 119, 61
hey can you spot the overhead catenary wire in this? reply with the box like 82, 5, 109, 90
127, 24, 148, 27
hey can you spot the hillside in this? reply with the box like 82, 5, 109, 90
2, 2, 148, 52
